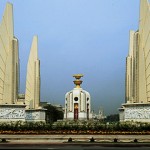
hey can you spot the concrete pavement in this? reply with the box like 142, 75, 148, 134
0, 134, 150, 143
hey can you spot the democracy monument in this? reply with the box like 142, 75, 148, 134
119, 0, 150, 122
1, 0, 150, 123
0, 3, 45, 122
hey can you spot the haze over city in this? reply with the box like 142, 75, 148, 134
0, 0, 140, 115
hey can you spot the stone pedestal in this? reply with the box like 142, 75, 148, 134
64, 112, 92, 120
25, 109, 46, 122
0, 104, 26, 122
119, 103, 150, 122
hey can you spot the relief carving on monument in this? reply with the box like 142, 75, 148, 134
125, 107, 150, 119
25, 111, 40, 120
0, 108, 25, 119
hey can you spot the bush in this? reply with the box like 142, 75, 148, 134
0, 120, 150, 134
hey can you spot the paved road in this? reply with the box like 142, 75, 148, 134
0, 144, 150, 150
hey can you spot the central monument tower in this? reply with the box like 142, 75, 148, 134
64, 74, 92, 120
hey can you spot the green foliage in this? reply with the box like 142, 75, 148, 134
0, 120, 150, 134
104, 114, 119, 122
0, 121, 51, 132
43, 104, 64, 123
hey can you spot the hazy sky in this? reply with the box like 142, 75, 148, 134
0, 0, 140, 115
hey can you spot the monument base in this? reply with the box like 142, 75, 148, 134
0, 104, 26, 122
119, 103, 150, 122
64, 112, 92, 120
25, 109, 46, 122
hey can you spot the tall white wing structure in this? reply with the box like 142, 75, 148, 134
138, 0, 150, 103
119, 0, 150, 122
125, 0, 150, 104
0, 3, 19, 104
125, 30, 139, 103
25, 36, 40, 109
0, 3, 44, 122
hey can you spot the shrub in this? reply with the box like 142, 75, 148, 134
0, 120, 150, 134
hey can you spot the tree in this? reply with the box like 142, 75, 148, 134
43, 104, 64, 123
104, 114, 119, 122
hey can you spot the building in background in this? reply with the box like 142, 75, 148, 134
64, 74, 92, 120
92, 107, 106, 120
119, 0, 150, 122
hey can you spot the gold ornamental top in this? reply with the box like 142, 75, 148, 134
73, 74, 84, 88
